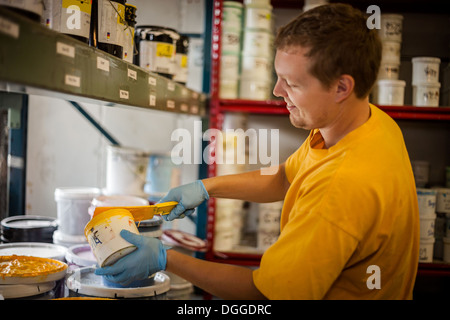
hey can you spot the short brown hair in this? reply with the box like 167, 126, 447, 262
274, 3, 382, 98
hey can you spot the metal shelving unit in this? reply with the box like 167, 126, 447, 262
205, 0, 450, 277
0, 7, 207, 116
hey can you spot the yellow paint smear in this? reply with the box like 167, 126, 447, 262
92, 201, 178, 222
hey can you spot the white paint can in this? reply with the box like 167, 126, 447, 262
84, 208, 139, 267
242, 29, 273, 57
54, 187, 101, 236
223, 1, 243, 30
377, 62, 400, 80
381, 41, 401, 64
417, 188, 437, 217
376, 79, 405, 105
419, 237, 435, 263
240, 55, 272, 80
379, 14, 403, 42
413, 82, 441, 107
419, 214, 436, 239
220, 54, 240, 80
106, 145, 150, 197
221, 27, 241, 54
436, 188, 450, 213
244, 4, 273, 31
239, 79, 272, 100
412, 57, 441, 85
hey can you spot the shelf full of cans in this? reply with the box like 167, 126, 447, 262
371, 14, 444, 108
0, 1, 204, 116
219, 0, 276, 101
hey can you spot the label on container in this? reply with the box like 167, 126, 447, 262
96, 56, 110, 72
56, 41, 75, 58
98, 0, 125, 46
139, 41, 175, 75
42, 0, 91, 39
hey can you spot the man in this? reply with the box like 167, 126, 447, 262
96, 4, 419, 299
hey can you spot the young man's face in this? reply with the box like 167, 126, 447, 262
273, 46, 340, 131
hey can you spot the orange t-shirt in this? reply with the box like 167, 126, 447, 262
253, 104, 420, 299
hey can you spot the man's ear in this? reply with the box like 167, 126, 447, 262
335, 74, 355, 103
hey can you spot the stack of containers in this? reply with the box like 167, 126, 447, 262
239, 0, 274, 100
219, 1, 243, 99
435, 188, 450, 263
412, 57, 441, 107
213, 199, 247, 251
417, 188, 437, 262
374, 14, 405, 106
257, 201, 282, 252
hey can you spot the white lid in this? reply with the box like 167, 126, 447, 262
0, 242, 67, 261
65, 244, 97, 267
66, 267, 170, 298
377, 79, 406, 87
161, 229, 207, 252
412, 57, 441, 64
106, 145, 150, 157
0, 282, 55, 299
54, 187, 101, 200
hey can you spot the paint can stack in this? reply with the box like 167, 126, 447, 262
257, 201, 282, 252
417, 188, 436, 263
213, 199, 248, 251
435, 188, 450, 263
239, 0, 274, 100
373, 14, 405, 105
219, 1, 243, 99
412, 57, 441, 107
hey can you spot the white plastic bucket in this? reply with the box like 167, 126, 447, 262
436, 188, 450, 213
220, 54, 240, 80
244, 5, 273, 31
379, 14, 403, 42
420, 214, 436, 239
144, 153, 180, 197
223, 1, 243, 30
411, 160, 430, 187
239, 79, 272, 100
419, 237, 435, 263
242, 29, 273, 57
378, 62, 400, 80
84, 208, 139, 267
417, 188, 437, 217
106, 145, 150, 197
412, 57, 441, 85
240, 55, 272, 80
376, 79, 405, 105
221, 27, 241, 54
54, 187, 101, 236
443, 237, 450, 263
381, 41, 401, 64
412, 82, 441, 107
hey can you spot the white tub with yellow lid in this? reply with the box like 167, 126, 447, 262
84, 208, 139, 267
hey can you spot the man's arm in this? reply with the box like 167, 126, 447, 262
166, 249, 267, 300
202, 163, 289, 203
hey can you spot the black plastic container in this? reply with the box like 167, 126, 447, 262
1, 215, 58, 243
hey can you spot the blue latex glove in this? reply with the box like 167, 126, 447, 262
94, 230, 166, 286
159, 180, 209, 221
